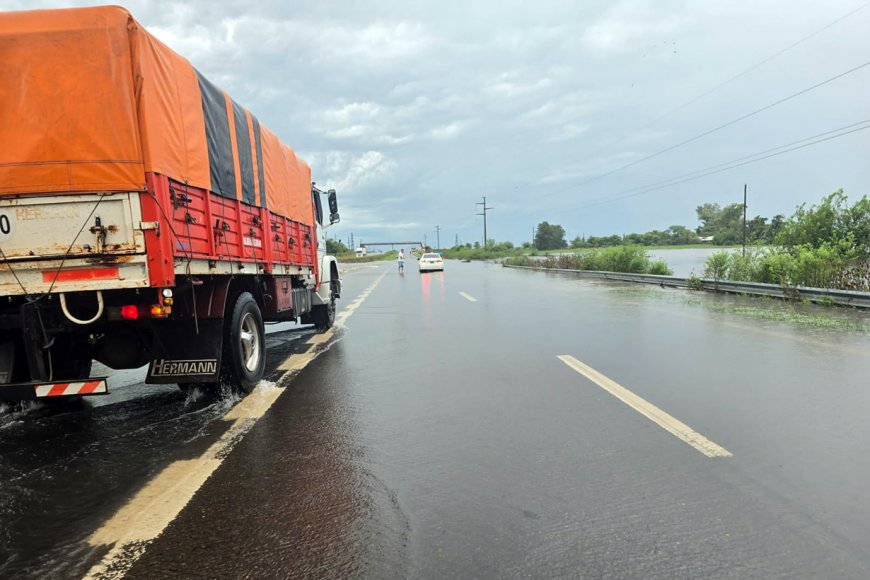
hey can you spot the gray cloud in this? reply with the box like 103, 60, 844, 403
4, 0, 869, 246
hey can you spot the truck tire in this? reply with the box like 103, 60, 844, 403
311, 282, 336, 332
223, 292, 265, 393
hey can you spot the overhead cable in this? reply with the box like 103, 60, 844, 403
549, 120, 870, 212
546, 60, 870, 198
615, 1, 870, 141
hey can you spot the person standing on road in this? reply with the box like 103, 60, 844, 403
398, 249, 405, 273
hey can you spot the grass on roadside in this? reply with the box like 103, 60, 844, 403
504, 246, 672, 275
337, 251, 397, 263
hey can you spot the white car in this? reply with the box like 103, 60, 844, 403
419, 253, 444, 272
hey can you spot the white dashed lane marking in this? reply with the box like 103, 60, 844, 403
558, 355, 732, 459
459, 291, 477, 302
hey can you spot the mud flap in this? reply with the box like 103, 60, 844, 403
146, 319, 224, 384
20, 301, 50, 382
0, 340, 14, 384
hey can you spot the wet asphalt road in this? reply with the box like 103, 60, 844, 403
3, 259, 870, 578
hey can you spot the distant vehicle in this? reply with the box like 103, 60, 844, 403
419, 253, 444, 272
355, 246, 367, 257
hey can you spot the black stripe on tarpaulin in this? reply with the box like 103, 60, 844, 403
232, 99, 255, 205
251, 115, 266, 208
195, 70, 235, 198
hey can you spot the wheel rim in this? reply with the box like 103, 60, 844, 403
239, 312, 260, 372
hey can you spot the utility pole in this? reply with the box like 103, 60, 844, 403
350, 232, 354, 250
455, 234, 459, 247
742, 184, 747, 257
435, 225, 441, 250
424, 234, 428, 249
476, 196, 493, 248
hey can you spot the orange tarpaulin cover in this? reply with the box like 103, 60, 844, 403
0, 5, 312, 223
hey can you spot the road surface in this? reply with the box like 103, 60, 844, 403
2, 260, 870, 578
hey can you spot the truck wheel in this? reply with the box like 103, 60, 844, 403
223, 292, 265, 393
312, 282, 336, 332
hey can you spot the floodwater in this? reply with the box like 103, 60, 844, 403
646, 246, 724, 276
534, 246, 730, 277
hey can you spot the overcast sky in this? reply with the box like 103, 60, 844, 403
6, 1, 870, 246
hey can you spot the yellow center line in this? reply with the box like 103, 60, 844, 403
558, 355, 732, 458
84, 271, 387, 579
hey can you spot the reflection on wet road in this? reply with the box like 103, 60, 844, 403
3, 260, 870, 578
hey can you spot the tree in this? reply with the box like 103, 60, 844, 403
745, 216, 768, 243
534, 221, 567, 250
695, 203, 722, 236
766, 214, 786, 243
326, 239, 349, 254
696, 202, 743, 243
666, 225, 698, 245
776, 189, 870, 257
570, 236, 586, 248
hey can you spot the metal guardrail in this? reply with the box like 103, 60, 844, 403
503, 265, 870, 309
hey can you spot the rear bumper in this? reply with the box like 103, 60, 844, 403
0, 377, 108, 401
0, 255, 149, 297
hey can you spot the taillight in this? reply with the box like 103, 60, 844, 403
121, 305, 139, 320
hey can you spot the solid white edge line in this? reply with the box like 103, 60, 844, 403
557, 355, 732, 458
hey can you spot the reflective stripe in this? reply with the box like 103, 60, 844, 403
48, 383, 69, 396
35, 380, 107, 397
79, 381, 102, 395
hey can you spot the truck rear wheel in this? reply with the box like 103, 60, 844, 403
311, 282, 336, 332
223, 292, 265, 393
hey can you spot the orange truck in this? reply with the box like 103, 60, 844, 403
0, 6, 341, 401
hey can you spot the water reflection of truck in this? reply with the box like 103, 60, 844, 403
0, 6, 340, 402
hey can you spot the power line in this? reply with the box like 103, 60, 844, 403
561, 119, 870, 207
549, 120, 870, 212
612, 1, 870, 143
544, 60, 870, 198
536, 2, 870, 200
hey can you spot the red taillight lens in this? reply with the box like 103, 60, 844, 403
121, 305, 139, 320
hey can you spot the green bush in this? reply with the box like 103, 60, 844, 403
648, 260, 672, 275
441, 244, 525, 261
503, 256, 536, 267
702, 242, 855, 289
703, 251, 730, 280
505, 246, 672, 275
